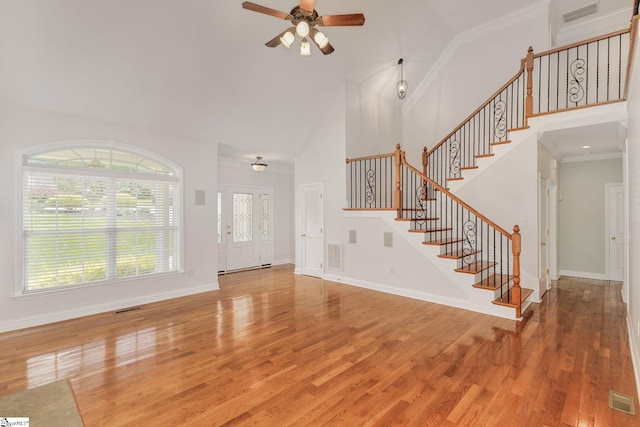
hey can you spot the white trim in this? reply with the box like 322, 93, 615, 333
627, 316, 640, 406
559, 269, 607, 280
0, 282, 218, 334
322, 274, 519, 321
560, 152, 623, 163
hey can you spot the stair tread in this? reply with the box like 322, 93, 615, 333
438, 249, 481, 260
454, 261, 496, 274
475, 153, 495, 159
492, 288, 534, 307
461, 165, 479, 170
490, 140, 512, 146
396, 217, 439, 222
409, 228, 452, 233
447, 177, 464, 181
423, 237, 465, 246
472, 274, 512, 290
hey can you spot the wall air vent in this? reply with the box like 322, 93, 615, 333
563, 3, 598, 23
327, 243, 343, 271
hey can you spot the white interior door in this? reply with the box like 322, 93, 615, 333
608, 184, 624, 281
301, 184, 324, 277
539, 175, 549, 291
224, 186, 273, 271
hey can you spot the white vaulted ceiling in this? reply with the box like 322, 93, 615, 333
0, 1, 632, 162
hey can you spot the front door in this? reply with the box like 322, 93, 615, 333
224, 186, 273, 271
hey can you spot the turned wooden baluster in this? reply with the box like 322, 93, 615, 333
421, 147, 428, 201
512, 225, 522, 318
525, 46, 534, 122
394, 144, 403, 219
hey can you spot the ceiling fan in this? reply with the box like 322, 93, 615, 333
241, 0, 365, 55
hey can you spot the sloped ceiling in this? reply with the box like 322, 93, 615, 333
0, 0, 632, 163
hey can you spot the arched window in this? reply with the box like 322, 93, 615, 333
20, 142, 182, 292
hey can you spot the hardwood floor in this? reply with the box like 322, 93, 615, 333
0, 266, 638, 426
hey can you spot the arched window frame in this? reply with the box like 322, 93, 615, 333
17, 140, 183, 294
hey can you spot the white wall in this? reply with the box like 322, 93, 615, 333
624, 17, 640, 400
455, 133, 541, 300
217, 161, 294, 265
402, 3, 550, 161
0, 102, 219, 332
346, 80, 403, 159
557, 158, 623, 278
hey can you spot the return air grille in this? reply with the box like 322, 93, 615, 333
563, 3, 598, 23
608, 390, 636, 415
327, 243, 343, 271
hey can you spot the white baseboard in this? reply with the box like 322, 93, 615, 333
272, 259, 294, 266
0, 283, 218, 333
626, 316, 640, 406
559, 270, 607, 281
322, 273, 517, 320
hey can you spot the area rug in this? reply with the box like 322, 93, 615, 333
0, 379, 84, 426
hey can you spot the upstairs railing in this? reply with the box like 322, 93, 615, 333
425, 26, 633, 188
346, 145, 524, 317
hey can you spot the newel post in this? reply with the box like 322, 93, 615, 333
512, 225, 522, 318
394, 144, 403, 219
421, 147, 428, 200
525, 46, 534, 122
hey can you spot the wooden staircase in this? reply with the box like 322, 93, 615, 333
344, 18, 638, 321
397, 186, 532, 317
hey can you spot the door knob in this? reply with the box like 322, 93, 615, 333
541, 242, 546, 246
302, 233, 306, 237
611, 236, 616, 240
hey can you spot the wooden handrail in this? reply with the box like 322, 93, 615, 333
532, 27, 630, 59
398, 147, 513, 239
427, 60, 526, 156
625, 15, 640, 99
346, 151, 396, 164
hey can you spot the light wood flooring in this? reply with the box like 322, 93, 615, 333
0, 265, 638, 426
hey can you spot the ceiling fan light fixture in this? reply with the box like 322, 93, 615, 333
280, 30, 295, 48
313, 30, 329, 49
300, 38, 311, 56
251, 156, 268, 172
296, 21, 310, 38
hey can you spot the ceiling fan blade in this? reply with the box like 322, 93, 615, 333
242, 1, 290, 20
299, 0, 316, 13
265, 29, 292, 48
319, 14, 366, 26
319, 42, 335, 55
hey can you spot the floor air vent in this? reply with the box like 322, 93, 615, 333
563, 3, 598, 23
608, 390, 636, 415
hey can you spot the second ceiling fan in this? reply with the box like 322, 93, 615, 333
242, 0, 365, 55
